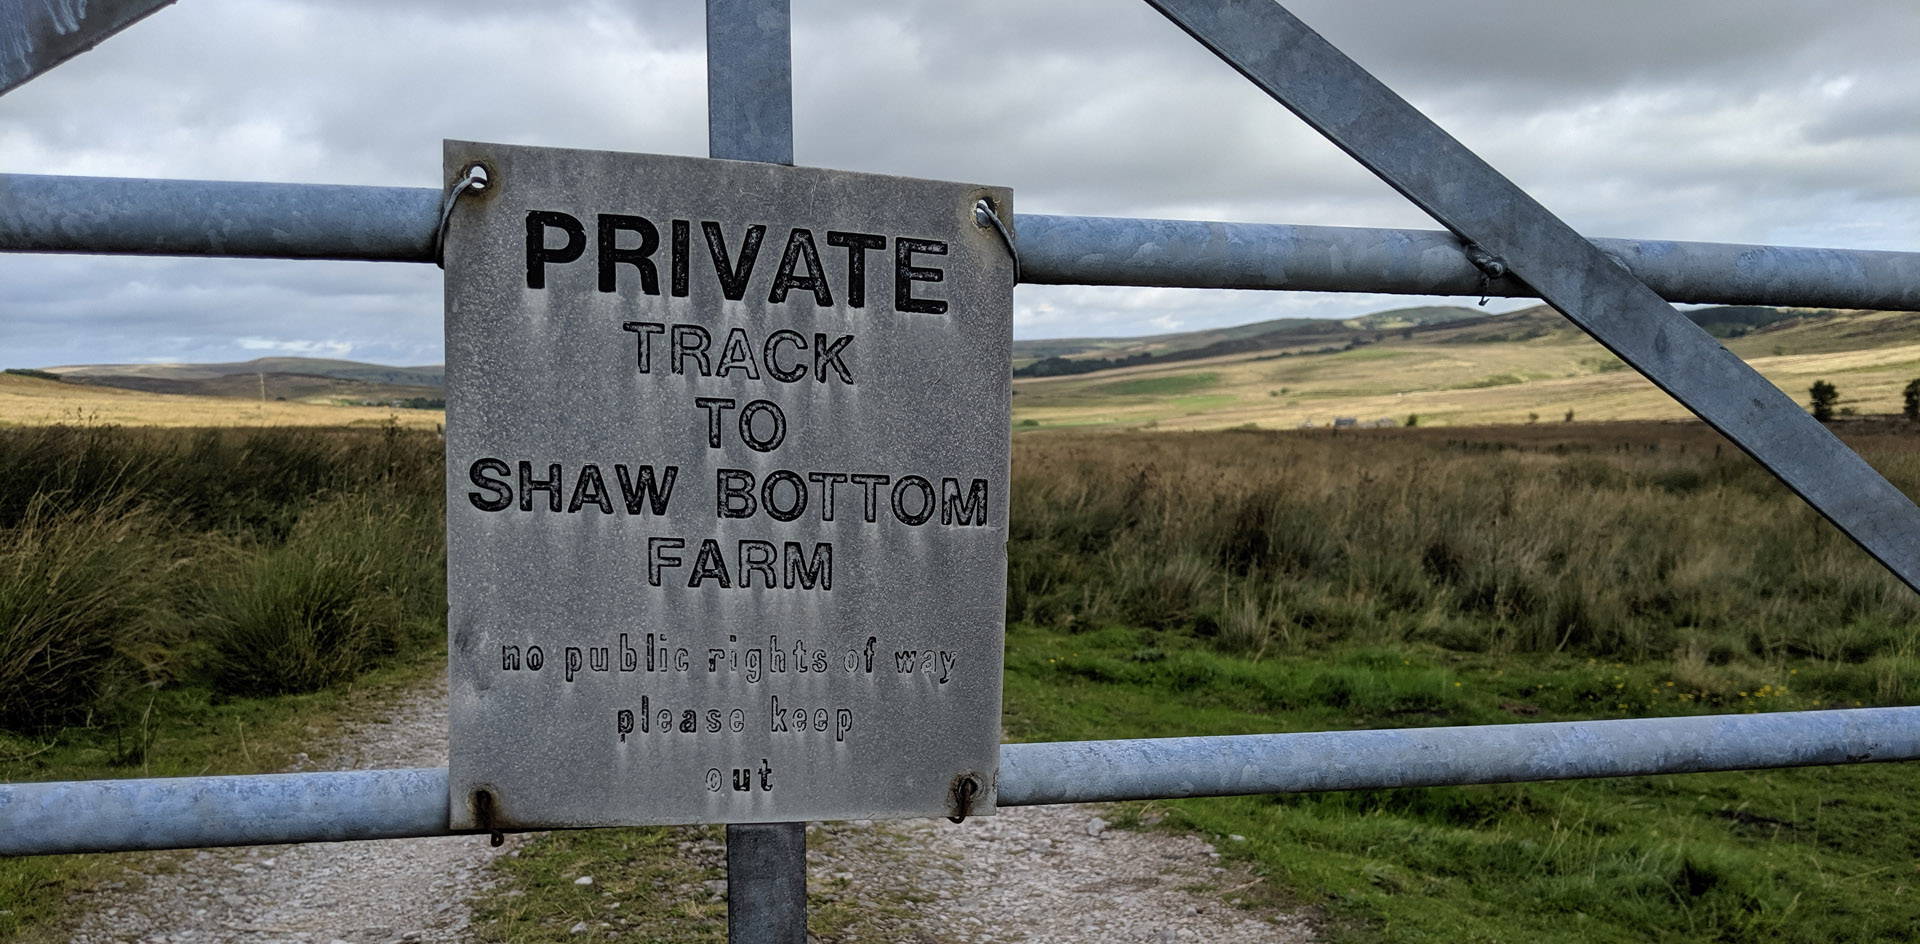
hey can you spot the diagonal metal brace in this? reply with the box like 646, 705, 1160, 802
1144, 0, 1920, 594
0, 0, 176, 97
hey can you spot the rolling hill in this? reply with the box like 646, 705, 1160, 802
1012, 306, 1920, 431
6, 305, 1914, 431
34, 357, 444, 407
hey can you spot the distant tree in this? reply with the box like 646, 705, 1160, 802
1527, 412, 1540, 424
1904, 379, 1920, 422
1405, 413, 1418, 428
1564, 409, 1575, 423
1810, 380, 1839, 422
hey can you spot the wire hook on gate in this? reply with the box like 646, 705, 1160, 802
1462, 242, 1508, 307
974, 198, 1020, 284
435, 164, 490, 268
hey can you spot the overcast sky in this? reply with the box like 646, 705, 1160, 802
2, 0, 1916, 368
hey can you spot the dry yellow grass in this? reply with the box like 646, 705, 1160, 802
0, 374, 445, 429
1013, 319, 1920, 431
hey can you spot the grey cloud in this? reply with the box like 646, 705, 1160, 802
0, 0, 1915, 368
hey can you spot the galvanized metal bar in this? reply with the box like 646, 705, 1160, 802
0, 0, 176, 96
1143, 0, 1920, 594
995, 707, 1920, 806
0, 767, 456, 856
1018, 214, 1920, 312
726, 823, 807, 944
703, 5, 804, 939
6, 173, 1917, 312
6, 708, 1920, 857
705, 0, 793, 165
0, 174, 442, 261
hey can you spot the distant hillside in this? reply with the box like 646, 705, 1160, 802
1014, 306, 1488, 378
1013, 305, 1828, 380
1012, 305, 1920, 432
47, 357, 444, 388
40, 357, 445, 405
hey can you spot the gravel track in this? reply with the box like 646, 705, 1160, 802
66, 678, 518, 944
66, 684, 1315, 943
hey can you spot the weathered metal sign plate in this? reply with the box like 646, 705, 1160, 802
442, 141, 1011, 829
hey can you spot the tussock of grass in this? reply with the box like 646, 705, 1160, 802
1011, 424, 1920, 664
0, 497, 164, 728
195, 493, 444, 696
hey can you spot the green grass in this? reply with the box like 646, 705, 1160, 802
1090, 372, 1221, 397
1004, 624, 1920, 943
0, 423, 447, 939
0, 652, 442, 940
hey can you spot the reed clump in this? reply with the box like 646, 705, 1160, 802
0, 423, 443, 731
1010, 422, 1920, 662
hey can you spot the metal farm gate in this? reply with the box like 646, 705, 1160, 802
5, 2, 1920, 942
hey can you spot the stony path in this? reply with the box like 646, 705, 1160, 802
809, 809, 1316, 944
67, 684, 1316, 943
66, 678, 520, 944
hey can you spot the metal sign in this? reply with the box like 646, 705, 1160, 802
442, 141, 1012, 829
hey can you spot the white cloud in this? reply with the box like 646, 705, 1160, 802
0, 0, 1915, 367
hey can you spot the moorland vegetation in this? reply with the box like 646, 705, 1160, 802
7, 417, 1920, 941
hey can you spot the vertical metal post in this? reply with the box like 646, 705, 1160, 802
707, 2, 804, 942
725, 822, 808, 944
705, 0, 795, 166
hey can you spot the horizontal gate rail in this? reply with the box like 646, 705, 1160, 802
6, 706, 1919, 857
4, 173, 1917, 312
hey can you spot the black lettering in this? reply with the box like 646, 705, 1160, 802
590, 647, 609, 672
526, 646, 544, 671
739, 540, 778, 588
689, 539, 732, 588
827, 231, 885, 308
807, 471, 849, 521
519, 461, 563, 512
715, 327, 762, 379
850, 473, 889, 522
621, 322, 665, 372
703, 221, 766, 301
738, 399, 786, 452
814, 333, 854, 385
716, 469, 757, 518
764, 330, 808, 383
680, 709, 697, 733
671, 219, 690, 297
621, 634, 638, 671
596, 214, 660, 295
761, 470, 807, 522
784, 541, 832, 590
468, 457, 512, 512
695, 397, 738, 448
615, 464, 677, 515
647, 537, 685, 586
671, 324, 712, 376
768, 227, 833, 306
565, 646, 583, 682
895, 237, 948, 314
892, 475, 935, 525
567, 464, 614, 514
525, 210, 586, 289
941, 477, 989, 526
501, 645, 521, 670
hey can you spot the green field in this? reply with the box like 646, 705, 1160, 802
7, 410, 1920, 940
0, 424, 447, 940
